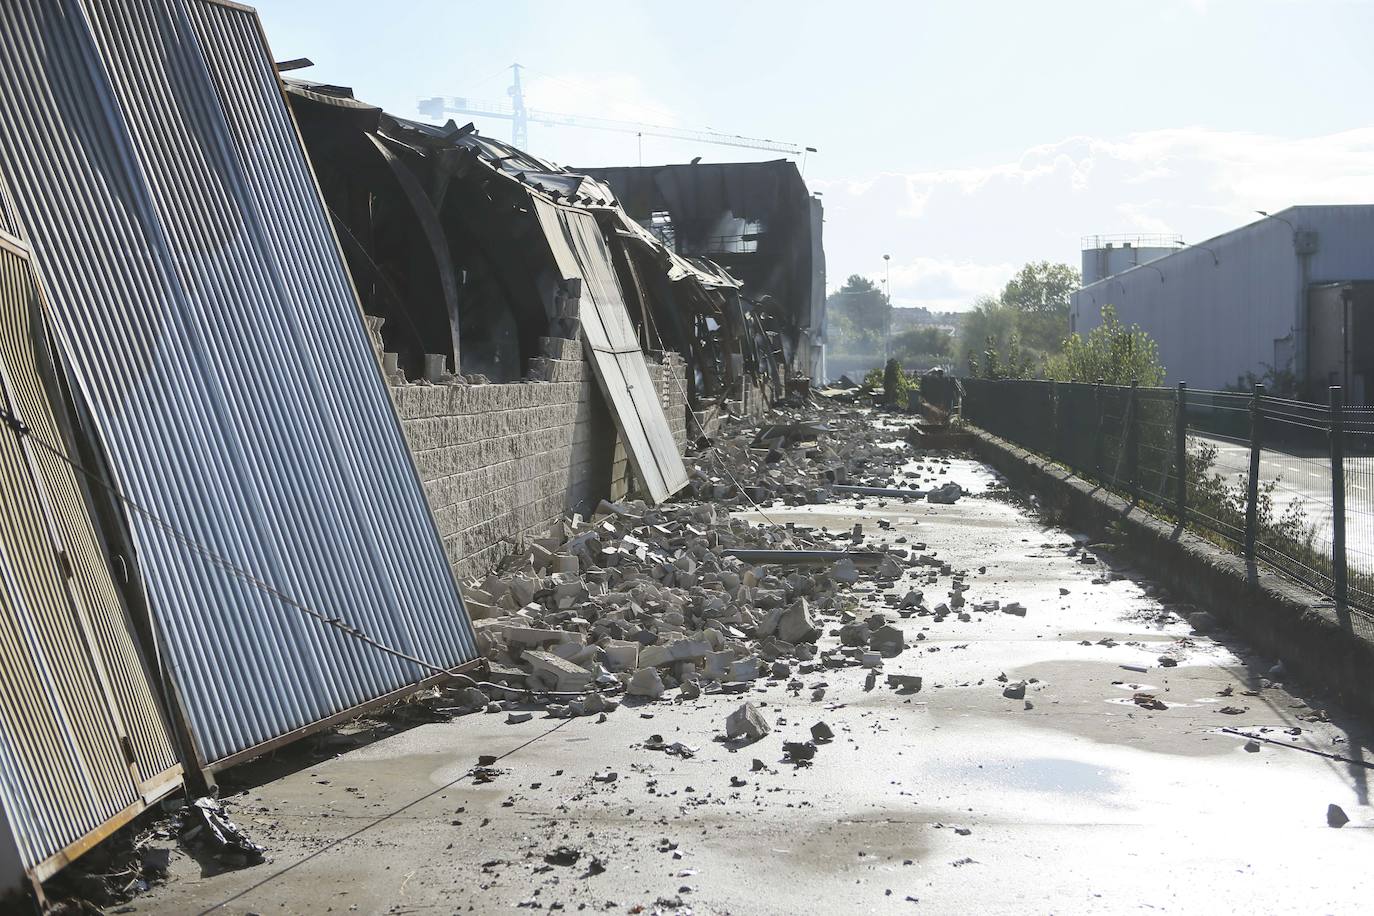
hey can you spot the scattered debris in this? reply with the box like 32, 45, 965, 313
1327, 804, 1350, 828
544, 846, 582, 867
926, 482, 963, 504
181, 798, 265, 868
887, 674, 923, 694
726, 703, 771, 742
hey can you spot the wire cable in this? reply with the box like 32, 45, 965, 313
0, 405, 614, 701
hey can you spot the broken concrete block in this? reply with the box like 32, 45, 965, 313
725, 703, 771, 742
601, 640, 640, 672
704, 651, 735, 681
900, 589, 924, 609
777, 598, 819, 644
876, 555, 904, 580
463, 597, 500, 620
627, 667, 665, 699
886, 674, 922, 693
839, 622, 871, 647
783, 741, 816, 762
457, 686, 490, 709
927, 482, 962, 504
869, 625, 905, 658
503, 626, 583, 648
1001, 602, 1027, 617
507, 712, 533, 724
1328, 803, 1349, 828
524, 651, 593, 693
756, 606, 784, 638
860, 651, 882, 668
506, 574, 538, 607
1002, 681, 1026, 700
830, 558, 860, 584
810, 721, 834, 742
728, 657, 761, 682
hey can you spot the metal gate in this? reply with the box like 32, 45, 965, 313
0, 215, 182, 893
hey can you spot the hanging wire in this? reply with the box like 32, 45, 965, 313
0, 405, 613, 700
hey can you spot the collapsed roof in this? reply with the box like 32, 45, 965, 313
285, 80, 790, 412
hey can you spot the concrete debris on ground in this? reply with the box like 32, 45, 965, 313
101, 399, 1374, 916
438, 408, 973, 725
725, 702, 771, 742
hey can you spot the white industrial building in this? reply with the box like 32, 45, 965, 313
1070, 206, 1374, 401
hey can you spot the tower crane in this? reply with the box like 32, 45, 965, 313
418, 63, 806, 156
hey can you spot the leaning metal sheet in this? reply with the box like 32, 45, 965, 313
532, 199, 687, 504
0, 223, 181, 882
0, 0, 475, 766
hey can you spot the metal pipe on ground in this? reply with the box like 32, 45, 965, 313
831, 485, 926, 499
719, 549, 886, 566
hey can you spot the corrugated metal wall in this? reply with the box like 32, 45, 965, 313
0, 0, 475, 767
0, 217, 180, 881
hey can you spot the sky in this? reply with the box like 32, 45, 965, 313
253, 0, 1374, 312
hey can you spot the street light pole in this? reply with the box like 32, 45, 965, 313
883, 254, 892, 364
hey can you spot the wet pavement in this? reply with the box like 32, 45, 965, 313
135, 456, 1373, 915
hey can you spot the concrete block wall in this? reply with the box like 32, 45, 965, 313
392, 336, 616, 579
391, 338, 692, 580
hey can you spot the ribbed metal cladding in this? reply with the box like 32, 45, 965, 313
533, 199, 688, 504
0, 0, 475, 765
0, 236, 181, 785
0, 238, 141, 873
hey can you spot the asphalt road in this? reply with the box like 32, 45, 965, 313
1197, 435, 1374, 571
134, 455, 1373, 915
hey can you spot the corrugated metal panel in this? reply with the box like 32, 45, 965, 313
0, 0, 475, 767
0, 222, 177, 879
533, 198, 688, 503
0, 242, 181, 789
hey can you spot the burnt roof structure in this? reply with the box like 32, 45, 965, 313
288, 82, 789, 414
583, 161, 826, 382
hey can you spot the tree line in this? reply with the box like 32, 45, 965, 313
826, 259, 1164, 385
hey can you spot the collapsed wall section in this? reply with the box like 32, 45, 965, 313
393, 339, 690, 580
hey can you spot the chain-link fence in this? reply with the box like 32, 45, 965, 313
960, 378, 1374, 635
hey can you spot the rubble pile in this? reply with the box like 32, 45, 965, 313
685, 406, 962, 507
460, 495, 914, 716
451, 406, 978, 719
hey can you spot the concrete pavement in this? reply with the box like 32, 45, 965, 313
133, 457, 1374, 915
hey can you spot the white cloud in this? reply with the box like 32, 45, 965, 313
817, 126, 1374, 312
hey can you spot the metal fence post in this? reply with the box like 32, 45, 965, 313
1050, 380, 1060, 461
1244, 383, 1265, 563
1093, 377, 1105, 478
1330, 386, 1348, 613
1126, 379, 1140, 499
1175, 382, 1187, 521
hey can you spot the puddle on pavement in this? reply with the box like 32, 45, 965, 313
942, 756, 1120, 796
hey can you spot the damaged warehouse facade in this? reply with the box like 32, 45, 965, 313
0, 0, 822, 903
586, 160, 827, 386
